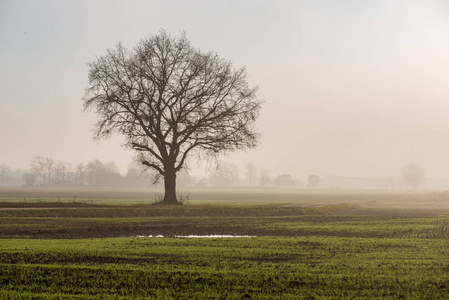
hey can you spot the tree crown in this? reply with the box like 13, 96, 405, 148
84, 31, 262, 178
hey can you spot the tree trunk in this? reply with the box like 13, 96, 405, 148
163, 169, 177, 204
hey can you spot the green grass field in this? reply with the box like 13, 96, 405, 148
1, 187, 449, 298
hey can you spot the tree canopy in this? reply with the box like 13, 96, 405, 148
83, 31, 262, 204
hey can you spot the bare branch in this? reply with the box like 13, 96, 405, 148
83, 31, 261, 204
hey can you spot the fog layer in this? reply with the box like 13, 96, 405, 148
1, 1, 449, 180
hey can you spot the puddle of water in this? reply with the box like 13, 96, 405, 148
175, 235, 256, 238
136, 235, 256, 238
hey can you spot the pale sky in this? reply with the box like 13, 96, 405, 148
2, 0, 449, 178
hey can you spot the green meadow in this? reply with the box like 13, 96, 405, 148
1, 187, 449, 299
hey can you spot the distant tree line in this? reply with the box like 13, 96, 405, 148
21, 156, 150, 188
206, 161, 304, 188
0, 157, 306, 189
12, 156, 197, 188
0, 158, 428, 190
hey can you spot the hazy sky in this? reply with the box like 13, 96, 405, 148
2, 0, 449, 179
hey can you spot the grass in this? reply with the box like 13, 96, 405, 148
2, 187, 449, 298
2, 237, 449, 298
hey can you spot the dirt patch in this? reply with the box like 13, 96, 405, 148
0, 205, 319, 218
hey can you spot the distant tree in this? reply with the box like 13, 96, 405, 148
83, 31, 261, 204
86, 160, 104, 186
260, 169, 270, 186
86, 159, 122, 186
30, 156, 54, 185
274, 174, 295, 188
125, 166, 142, 186
104, 162, 119, 174
209, 162, 240, 187
23, 172, 36, 186
307, 174, 320, 189
74, 163, 86, 186
53, 161, 72, 185
377, 176, 403, 190
245, 163, 257, 186
124, 160, 151, 187
0, 163, 11, 186
401, 164, 425, 189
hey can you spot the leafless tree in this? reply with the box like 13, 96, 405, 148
307, 174, 320, 189
86, 159, 107, 186
74, 163, 86, 185
86, 160, 103, 186
401, 164, 425, 189
0, 163, 11, 186
260, 169, 270, 186
23, 172, 36, 186
86, 159, 122, 186
30, 156, 54, 185
54, 161, 72, 185
275, 174, 295, 188
245, 163, 257, 186
83, 31, 261, 204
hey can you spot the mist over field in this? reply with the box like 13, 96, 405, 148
1, 0, 449, 189
4, 3, 449, 298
